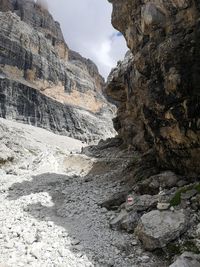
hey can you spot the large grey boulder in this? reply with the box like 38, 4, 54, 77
135, 210, 188, 251
169, 252, 200, 267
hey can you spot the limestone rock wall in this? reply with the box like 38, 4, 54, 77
0, 0, 116, 142
106, 0, 200, 175
0, 77, 114, 143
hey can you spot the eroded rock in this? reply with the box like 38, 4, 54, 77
169, 252, 200, 267
136, 171, 179, 195
107, 0, 200, 175
135, 210, 188, 251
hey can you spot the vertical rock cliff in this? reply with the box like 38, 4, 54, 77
106, 0, 200, 175
0, 0, 116, 143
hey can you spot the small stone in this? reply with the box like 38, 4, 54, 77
140, 255, 150, 263
170, 206, 175, 212
132, 240, 138, 246
101, 207, 108, 213
181, 189, 197, 200
47, 221, 54, 227
121, 211, 140, 232
71, 239, 80, 246
0, 234, 4, 239
157, 202, 170, 210
110, 210, 127, 230
29, 243, 43, 259
58, 248, 69, 257
5, 242, 14, 249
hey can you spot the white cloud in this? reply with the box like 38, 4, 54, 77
47, 0, 127, 78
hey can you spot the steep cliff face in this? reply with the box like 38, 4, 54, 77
106, 0, 200, 175
0, 77, 114, 142
0, 0, 116, 142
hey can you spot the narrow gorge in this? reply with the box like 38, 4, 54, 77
0, 0, 200, 267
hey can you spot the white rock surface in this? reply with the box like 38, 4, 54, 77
0, 118, 166, 267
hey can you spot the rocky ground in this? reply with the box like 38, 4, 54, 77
0, 118, 166, 267
1, 118, 200, 267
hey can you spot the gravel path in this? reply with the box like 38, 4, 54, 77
0, 119, 163, 267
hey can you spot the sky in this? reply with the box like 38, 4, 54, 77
46, 0, 127, 78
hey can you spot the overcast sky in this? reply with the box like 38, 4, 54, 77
47, 0, 127, 78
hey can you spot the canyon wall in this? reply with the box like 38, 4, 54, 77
106, 0, 200, 175
0, 0, 115, 142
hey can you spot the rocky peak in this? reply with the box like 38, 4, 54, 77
1, 0, 67, 59
68, 49, 105, 91
106, 0, 200, 175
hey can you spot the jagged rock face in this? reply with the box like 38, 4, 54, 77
1, 0, 65, 46
0, 0, 116, 142
106, 0, 200, 175
0, 77, 114, 143
106, 51, 150, 152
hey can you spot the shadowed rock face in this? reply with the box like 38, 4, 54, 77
0, 0, 116, 142
106, 0, 200, 175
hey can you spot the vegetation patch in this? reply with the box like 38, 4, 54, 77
170, 183, 200, 207
157, 240, 200, 261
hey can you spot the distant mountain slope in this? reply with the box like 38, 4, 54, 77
0, 0, 116, 142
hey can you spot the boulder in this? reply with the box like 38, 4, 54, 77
125, 194, 158, 212
135, 210, 188, 251
136, 171, 179, 195
110, 210, 139, 232
110, 210, 128, 230
121, 211, 140, 232
169, 252, 200, 267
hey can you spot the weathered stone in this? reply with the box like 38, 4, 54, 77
100, 191, 127, 210
157, 202, 170, 210
107, 0, 200, 176
135, 210, 188, 251
110, 210, 139, 232
125, 194, 158, 212
169, 252, 200, 267
109, 210, 127, 230
181, 189, 198, 200
121, 211, 140, 232
136, 171, 179, 194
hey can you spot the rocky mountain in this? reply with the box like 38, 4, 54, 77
0, 0, 116, 143
106, 0, 200, 175
1, 1, 200, 266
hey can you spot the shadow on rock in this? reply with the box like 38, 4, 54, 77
7, 170, 134, 266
